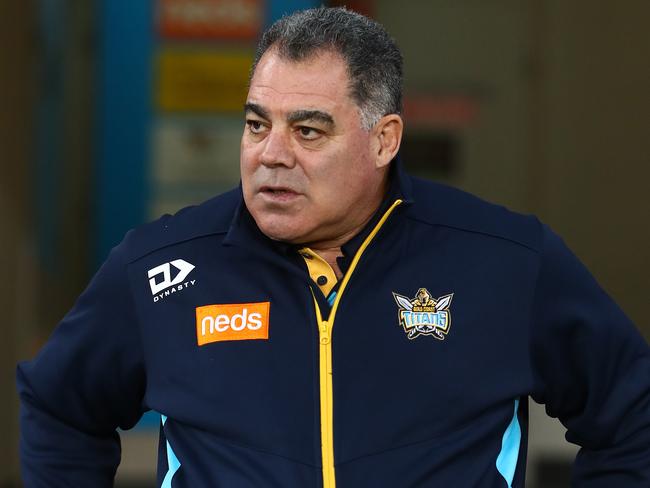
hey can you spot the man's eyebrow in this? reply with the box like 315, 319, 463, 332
244, 102, 269, 120
243, 104, 335, 127
287, 110, 334, 127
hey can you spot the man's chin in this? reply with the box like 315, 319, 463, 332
254, 217, 309, 244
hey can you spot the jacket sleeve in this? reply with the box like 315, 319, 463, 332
529, 223, 650, 486
16, 236, 147, 487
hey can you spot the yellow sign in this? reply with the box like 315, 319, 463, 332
157, 50, 253, 112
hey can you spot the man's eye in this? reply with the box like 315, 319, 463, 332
297, 126, 321, 140
246, 120, 265, 134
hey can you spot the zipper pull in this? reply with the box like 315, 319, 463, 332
320, 321, 330, 345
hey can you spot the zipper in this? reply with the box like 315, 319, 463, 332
313, 199, 403, 488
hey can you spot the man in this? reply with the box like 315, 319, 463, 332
17, 7, 649, 487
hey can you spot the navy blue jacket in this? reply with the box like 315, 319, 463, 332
17, 166, 650, 487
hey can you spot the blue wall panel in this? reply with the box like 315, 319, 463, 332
95, 0, 154, 268
267, 0, 321, 26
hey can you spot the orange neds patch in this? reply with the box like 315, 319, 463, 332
195, 302, 270, 345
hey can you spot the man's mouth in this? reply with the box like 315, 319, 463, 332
259, 186, 302, 202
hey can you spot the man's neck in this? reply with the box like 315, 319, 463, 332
308, 175, 393, 279
305, 203, 382, 279
311, 247, 344, 279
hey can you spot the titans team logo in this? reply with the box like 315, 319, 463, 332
392, 288, 454, 340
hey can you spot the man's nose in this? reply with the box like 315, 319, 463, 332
260, 128, 295, 168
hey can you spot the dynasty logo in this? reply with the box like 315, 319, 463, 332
392, 288, 453, 340
148, 259, 196, 302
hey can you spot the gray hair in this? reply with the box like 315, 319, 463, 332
251, 7, 403, 130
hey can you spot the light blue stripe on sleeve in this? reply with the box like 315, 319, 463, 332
495, 399, 521, 488
161, 415, 181, 488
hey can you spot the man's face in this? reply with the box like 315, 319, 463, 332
241, 49, 387, 245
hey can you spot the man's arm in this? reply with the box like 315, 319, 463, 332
530, 223, 650, 486
16, 236, 147, 487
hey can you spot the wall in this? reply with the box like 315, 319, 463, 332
532, 0, 650, 338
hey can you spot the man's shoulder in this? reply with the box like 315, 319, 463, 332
120, 188, 242, 263
407, 177, 542, 253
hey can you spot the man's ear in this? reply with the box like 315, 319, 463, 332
373, 114, 403, 169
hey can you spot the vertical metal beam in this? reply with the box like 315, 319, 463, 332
35, 0, 65, 275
